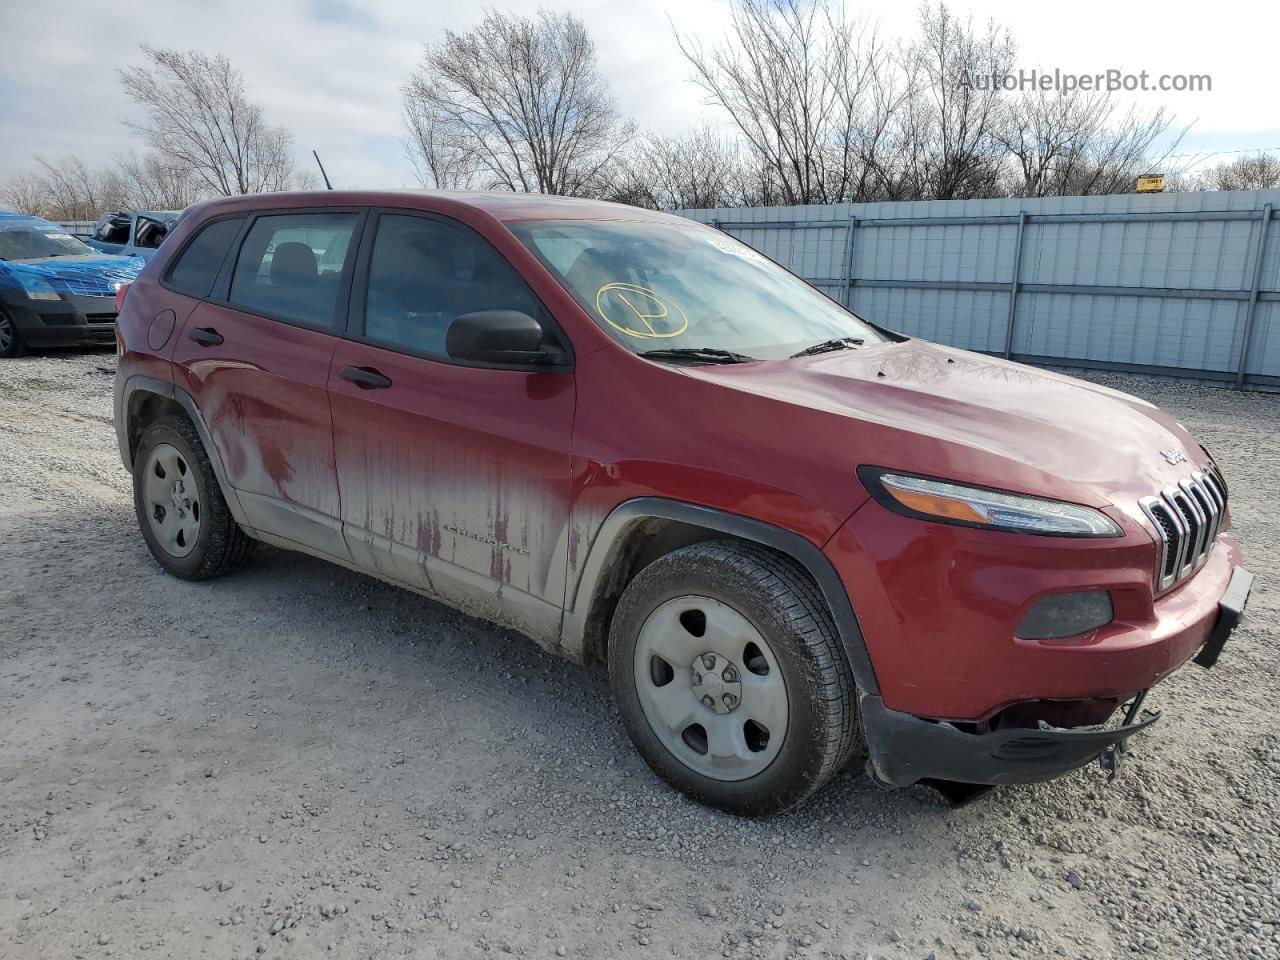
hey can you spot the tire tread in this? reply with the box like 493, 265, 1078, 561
134, 415, 254, 580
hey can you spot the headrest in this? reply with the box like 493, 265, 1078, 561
271, 242, 318, 286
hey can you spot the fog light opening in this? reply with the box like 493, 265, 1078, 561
1016, 590, 1113, 640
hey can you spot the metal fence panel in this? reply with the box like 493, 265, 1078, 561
679, 189, 1280, 389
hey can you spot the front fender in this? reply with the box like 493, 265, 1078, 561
561, 497, 880, 696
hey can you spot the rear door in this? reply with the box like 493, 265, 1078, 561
170, 208, 365, 562
327, 209, 575, 640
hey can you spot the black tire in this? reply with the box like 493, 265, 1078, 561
0, 308, 26, 358
608, 540, 861, 816
133, 415, 254, 580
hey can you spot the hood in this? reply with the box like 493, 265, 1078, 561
687, 339, 1208, 516
0, 255, 144, 298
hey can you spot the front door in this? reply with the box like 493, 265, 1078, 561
171, 209, 363, 561
327, 210, 575, 640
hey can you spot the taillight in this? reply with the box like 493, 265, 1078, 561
115, 283, 131, 313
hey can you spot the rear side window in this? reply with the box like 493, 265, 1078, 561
363, 213, 542, 359
167, 218, 244, 298
228, 213, 358, 329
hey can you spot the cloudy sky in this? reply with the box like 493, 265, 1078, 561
3, 0, 1278, 191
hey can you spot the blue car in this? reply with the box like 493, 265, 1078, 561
0, 210, 145, 357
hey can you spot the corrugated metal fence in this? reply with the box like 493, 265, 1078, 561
679, 190, 1280, 390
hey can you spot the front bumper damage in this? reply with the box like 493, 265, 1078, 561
861, 692, 1159, 788
861, 565, 1253, 790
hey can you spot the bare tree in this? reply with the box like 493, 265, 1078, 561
997, 92, 1182, 197
13, 156, 125, 221
402, 96, 477, 190
674, 0, 894, 205
1198, 152, 1280, 191
0, 170, 54, 217
644, 128, 748, 209
667, 0, 1194, 205
119, 46, 301, 196
403, 10, 635, 196
891, 4, 1013, 200
113, 152, 208, 210
623, 127, 753, 209
1, 152, 206, 222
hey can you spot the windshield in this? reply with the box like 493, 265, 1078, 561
0, 222, 97, 261
508, 219, 890, 361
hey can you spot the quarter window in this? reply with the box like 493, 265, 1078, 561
363, 213, 543, 359
228, 213, 358, 328
166, 217, 244, 299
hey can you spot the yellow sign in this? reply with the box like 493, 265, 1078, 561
1137, 174, 1164, 193
595, 283, 689, 339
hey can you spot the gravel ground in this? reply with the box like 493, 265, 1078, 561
1, 350, 1277, 960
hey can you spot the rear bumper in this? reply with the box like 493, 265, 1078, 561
862, 565, 1253, 787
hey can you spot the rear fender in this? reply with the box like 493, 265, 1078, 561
116, 373, 250, 529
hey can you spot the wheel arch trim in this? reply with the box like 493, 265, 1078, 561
116, 373, 251, 528
562, 497, 880, 695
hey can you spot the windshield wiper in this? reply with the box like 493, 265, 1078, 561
639, 347, 757, 365
790, 337, 865, 358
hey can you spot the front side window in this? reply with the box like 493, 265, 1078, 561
228, 213, 358, 328
363, 213, 544, 359
167, 217, 244, 298
509, 219, 889, 361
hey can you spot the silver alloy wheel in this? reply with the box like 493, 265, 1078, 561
632, 595, 788, 781
0, 313, 14, 354
142, 442, 201, 558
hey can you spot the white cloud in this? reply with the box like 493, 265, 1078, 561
2, 0, 1276, 192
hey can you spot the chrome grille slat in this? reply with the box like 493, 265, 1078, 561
1186, 475, 1219, 559
1165, 486, 1195, 580
1141, 467, 1228, 592
1173, 484, 1206, 575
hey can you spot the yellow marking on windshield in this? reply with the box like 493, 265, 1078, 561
595, 283, 688, 339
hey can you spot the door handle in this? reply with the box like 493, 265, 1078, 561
188, 327, 223, 346
340, 365, 393, 390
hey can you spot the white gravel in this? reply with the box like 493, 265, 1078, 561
0, 350, 1277, 960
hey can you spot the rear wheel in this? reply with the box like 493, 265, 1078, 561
0, 309, 26, 358
608, 541, 860, 816
133, 416, 253, 579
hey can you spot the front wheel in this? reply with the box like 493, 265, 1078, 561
608, 541, 861, 816
0, 309, 26, 358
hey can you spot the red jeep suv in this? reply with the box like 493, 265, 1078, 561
113, 191, 1252, 815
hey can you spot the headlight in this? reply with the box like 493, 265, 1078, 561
859, 467, 1123, 537
19, 276, 62, 301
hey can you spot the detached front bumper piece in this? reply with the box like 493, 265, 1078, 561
1194, 565, 1253, 667
860, 692, 1159, 788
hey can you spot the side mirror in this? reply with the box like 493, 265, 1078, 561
446, 310, 565, 368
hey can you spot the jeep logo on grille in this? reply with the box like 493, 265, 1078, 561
1161, 448, 1187, 465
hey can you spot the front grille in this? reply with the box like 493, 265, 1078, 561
1139, 467, 1228, 591
85, 312, 116, 323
